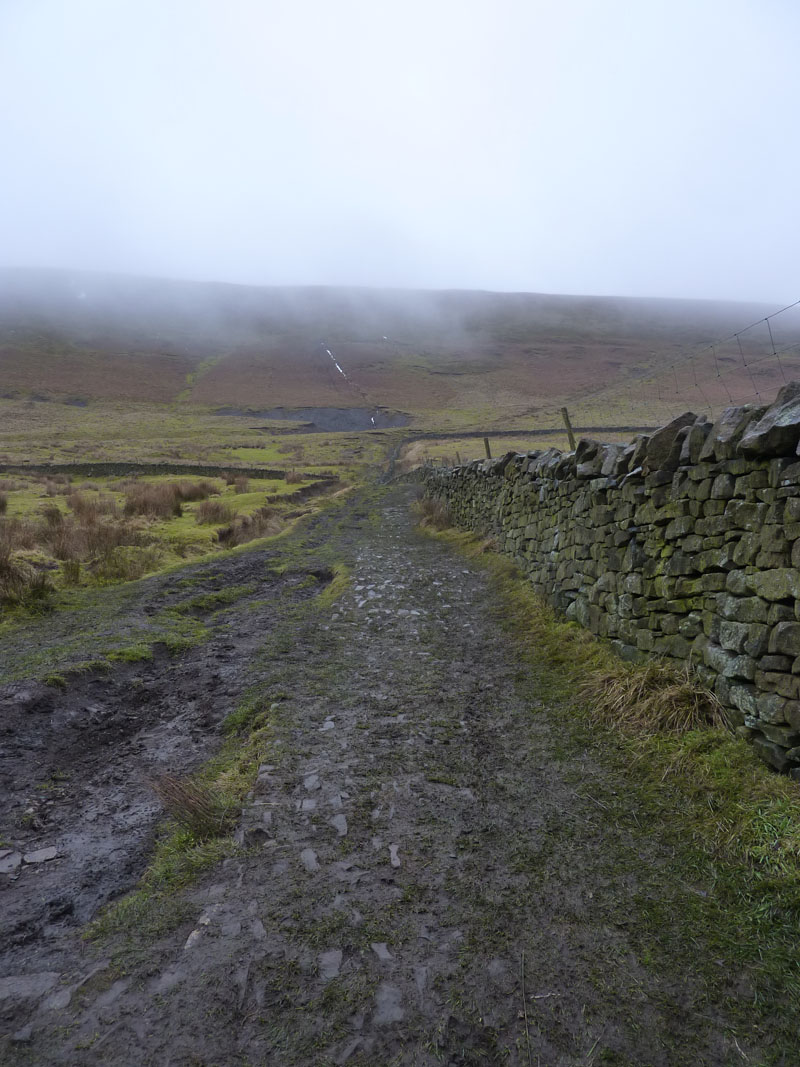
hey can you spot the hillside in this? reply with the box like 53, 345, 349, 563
1, 269, 791, 429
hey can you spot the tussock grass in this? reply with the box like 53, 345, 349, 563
0, 492, 7, 516
195, 498, 234, 524
216, 505, 281, 547
67, 490, 118, 521
123, 479, 220, 518
150, 774, 234, 839
411, 493, 453, 530
0, 546, 53, 606
580, 659, 726, 735
40, 502, 64, 527
95, 544, 162, 581
124, 481, 184, 518
61, 559, 81, 585
90, 690, 284, 948
0, 516, 37, 551
232, 475, 250, 493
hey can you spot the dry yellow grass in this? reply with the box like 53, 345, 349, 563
411, 494, 453, 530
149, 774, 234, 840
579, 659, 727, 735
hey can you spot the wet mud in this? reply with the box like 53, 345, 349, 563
0, 555, 329, 984
0, 486, 791, 1065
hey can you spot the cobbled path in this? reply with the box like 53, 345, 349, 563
3, 486, 771, 1065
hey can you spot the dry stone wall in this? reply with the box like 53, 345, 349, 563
419, 383, 800, 775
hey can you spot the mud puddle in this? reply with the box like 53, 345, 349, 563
0, 554, 330, 984
214, 406, 411, 431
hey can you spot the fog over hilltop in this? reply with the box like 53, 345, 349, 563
0, 267, 778, 352
1, 1, 798, 305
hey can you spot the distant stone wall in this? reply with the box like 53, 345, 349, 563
0, 461, 322, 481
418, 383, 800, 775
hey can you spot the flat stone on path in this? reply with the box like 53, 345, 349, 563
0, 851, 22, 874
300, 848, 320, 872
319, 949, 343, 981
373, 982, 404, 1025
330, 814, 348, 836
23, 847, 58, 864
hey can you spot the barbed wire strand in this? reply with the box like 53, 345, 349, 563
557, 296, 800, 424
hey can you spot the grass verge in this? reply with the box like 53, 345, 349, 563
88, 692, 284, 952
421, 518, 800, 1044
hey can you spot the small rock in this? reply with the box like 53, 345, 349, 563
43, 987, 71, 1010
300, 848, 320, 872
11, 1025, 33, 1044
23, 846, 58, 864
184, 929, 203, 950
319, 949, 343, 980
243, 826, 273, 847
250, 918, 267, 940
304, 773, 320, 791
371, 942, 392, 961
320, 719, 335, 732
373, 982, 404, 1025
300, 798, 317, 812
389, 844, 400, 868
0, 851, 22, 874
330, 814, 348, 837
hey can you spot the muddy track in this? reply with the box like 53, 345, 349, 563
0, 485, 790, 1064
0, 552, 331, 985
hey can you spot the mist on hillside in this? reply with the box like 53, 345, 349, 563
0, 2, 798, 304
3, 268, 799, 425
0, 267, 784, 354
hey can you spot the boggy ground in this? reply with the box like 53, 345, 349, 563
0, 484, 792, 1065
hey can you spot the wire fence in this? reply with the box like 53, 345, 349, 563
553, 298, 800, 432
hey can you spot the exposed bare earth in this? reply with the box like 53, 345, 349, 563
0, 485, 790, 1064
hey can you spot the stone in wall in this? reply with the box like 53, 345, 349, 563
416, 382, 800, 776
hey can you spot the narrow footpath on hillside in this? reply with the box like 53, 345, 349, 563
0, 483, 791, 1065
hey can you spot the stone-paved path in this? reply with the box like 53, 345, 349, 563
3, 486, 773, 1065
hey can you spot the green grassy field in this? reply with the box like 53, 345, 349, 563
0, 466, 349, 608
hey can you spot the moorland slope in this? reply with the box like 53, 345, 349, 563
0, 268, 787, 428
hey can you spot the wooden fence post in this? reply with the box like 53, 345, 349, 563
560, 407, 577, 451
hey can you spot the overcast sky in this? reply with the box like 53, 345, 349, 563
0, 0, 797, 302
